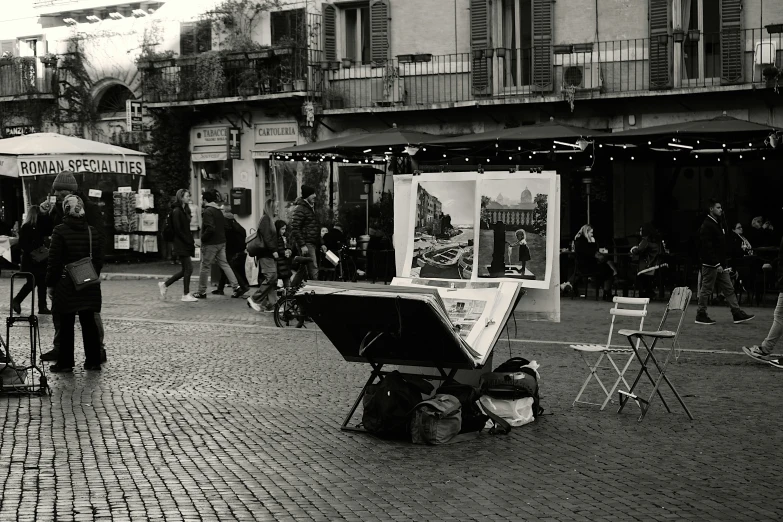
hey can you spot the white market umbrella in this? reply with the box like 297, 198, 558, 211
0, 133, 146, 178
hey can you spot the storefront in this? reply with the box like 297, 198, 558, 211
251, 120, 298, 221
191, 125, 237, 207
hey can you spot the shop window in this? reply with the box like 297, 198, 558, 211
340, 167, 373, 207
180, 20, 212, 55
271, 8, 306, 46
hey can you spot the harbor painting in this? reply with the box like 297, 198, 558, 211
403, 174, 477, 280
474, 172, 556, 288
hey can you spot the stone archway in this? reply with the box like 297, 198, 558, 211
93, 80, 135, 114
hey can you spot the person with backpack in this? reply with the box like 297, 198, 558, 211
158, 189, 198, 302
213, 208, 249, 295
247, 199, 279, 312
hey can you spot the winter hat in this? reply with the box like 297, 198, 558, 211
52, 170, 78, 192
301, 185, 315, 199
62, 195, 85, 218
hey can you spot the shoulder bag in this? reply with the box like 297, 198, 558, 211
245, 225, 266, 257
30, 245, 49, 263
64, 226, 100, 291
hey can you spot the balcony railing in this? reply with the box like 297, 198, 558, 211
0, 56, 58, 98
140, 47, 320, 103
320, 27, 783, 111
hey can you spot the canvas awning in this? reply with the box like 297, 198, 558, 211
0, 133, 146, 178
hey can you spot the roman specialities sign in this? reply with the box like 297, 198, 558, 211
16, 154, 146, 176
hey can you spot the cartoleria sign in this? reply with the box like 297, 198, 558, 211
0, 154, 146, 177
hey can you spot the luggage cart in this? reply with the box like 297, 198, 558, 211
0, 272, 49, 395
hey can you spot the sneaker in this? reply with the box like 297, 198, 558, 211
181, 294, 199, 302
48, 364, 73, 373
191, 292, 207, 299
262, 303, 275, 313
768, 358, 783, 369
695, 313, 716, 325
742, 345, 773, 362
211, 289, 225, 295
40, 348, 60, 362
232, 286, 249, 298
247, 296, 262, 312
158, 281, 167, 299
733, 311, 755, 324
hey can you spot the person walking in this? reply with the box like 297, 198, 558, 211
214, 207, 249, 295
46, 195, 104, 372
289, 185, 321, 281
158, 189, 198, 302
247, 199, 279, 312
40, 171, 106, 364
12, 206, 51, 315
274, 220, 293, 289
193, 189, 246, 299
742, 234, 783, 368
695, 199, 754, 325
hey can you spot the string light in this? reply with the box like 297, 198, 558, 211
695, 154, 699, 159
569, 156, 573, 160
623, 145, 627, 149
739, 154, 743, 159
610, 157, 614, 161
648, 141, 652, 145
529, 155, 532, 159
631, 156, 634, 160
599, 144, 603, 148
763, 156, 766, 160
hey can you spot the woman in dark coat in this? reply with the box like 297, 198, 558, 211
12, 206, 51, 314
158, 189, 197, 302
631, 223, 662, 298
46, 195, 104, 372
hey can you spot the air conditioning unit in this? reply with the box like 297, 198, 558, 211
561, 63, 601, 90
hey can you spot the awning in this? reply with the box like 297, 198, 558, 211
252, 143, 296, 159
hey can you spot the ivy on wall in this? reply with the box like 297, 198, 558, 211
146, 108, 197, 212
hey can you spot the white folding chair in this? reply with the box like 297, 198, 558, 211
571, 296, 650, 410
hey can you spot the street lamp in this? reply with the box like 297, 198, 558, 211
361, 168, 378, 234
582, 177, 593, 225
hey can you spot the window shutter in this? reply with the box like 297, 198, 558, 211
532, 0, 553, 92
720, 0, 742, 84
0, 40, 17, 57
648, 0, 672, 90
370, 0, 390, 64
180, 22, 195, 56
470, 0, 491, 95
323, 3, 336, 61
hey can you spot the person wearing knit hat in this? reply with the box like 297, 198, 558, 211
289, 184, 322, 285
52, 170, 79, 194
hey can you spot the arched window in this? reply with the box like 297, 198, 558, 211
96, 84, 134, 113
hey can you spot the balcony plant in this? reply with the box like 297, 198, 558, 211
0, 52, 12, 66
279, 59, 293, 91
763, 65, 780, 93
342, 58, 353, 68
236, 68, 258, 96
413, 53, 432, 63
205, 0, 283, 52
135, 49, 176, 70
40, 53, 58, 68
195, 51, 226, 98
294, 78, 307, 91
496, 48, 507, 58
274, 36, 297, 56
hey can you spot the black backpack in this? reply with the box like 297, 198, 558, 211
362, 371, 433, 439
480, 357, 544, 418
226, 220, 247, 253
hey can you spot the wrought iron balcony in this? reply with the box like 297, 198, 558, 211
319, 27, 783, 111
0, 56, 59, 99
140, 47, 319, 104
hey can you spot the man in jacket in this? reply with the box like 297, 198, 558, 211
193, 189, 246, 298
40, 171, 107, 363
213, 208, 249, 295
289, 185, 321, 281
696, 199, 754, 325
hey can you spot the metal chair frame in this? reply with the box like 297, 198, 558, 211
617, 287, 695, 422
571, 296, 650, 410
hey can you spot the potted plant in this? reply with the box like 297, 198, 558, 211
329, 60, 341, 71
397, 54, 414, 63
279, 60, 293, 91
763, 65, 780, 92
484, 48, 495, 58
342, 57, 353, 68
236, 68, 258, 96
246, 45, 271, 60
320, 61, 330, 70
496, 48, 507, 58
687, 29, 700, 42
195, 51, 225, 98
274, 36, 296, 56
673, 30, 685, 43
324, 85, 345, 109
413, 53, 432, 63
766, 23, 783, 35
40, 53, 58, 68
294, 78, 307, 91
0, 53, 12, 66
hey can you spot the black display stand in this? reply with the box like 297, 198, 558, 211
296, 285, 518, 432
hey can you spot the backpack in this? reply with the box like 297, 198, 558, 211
163, 212, 175, 242
226, 220, 246, 253
436, 381, 488, 434
480, 357, 543, 418
362, 371, 433, 439
410, 394, 462, 445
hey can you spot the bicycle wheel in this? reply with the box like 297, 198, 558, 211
274, 295, 303, 328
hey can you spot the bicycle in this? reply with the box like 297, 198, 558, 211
273, 255, 314, 328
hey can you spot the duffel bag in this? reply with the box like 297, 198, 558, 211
410, 394, 462, 445
362, 371, 433, 439
436, 381, 489, 434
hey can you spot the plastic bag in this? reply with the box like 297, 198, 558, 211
245, 255, 259, 286
478, 396, 535, 427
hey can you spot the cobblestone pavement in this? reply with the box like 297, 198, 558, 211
0, 280, 782, 521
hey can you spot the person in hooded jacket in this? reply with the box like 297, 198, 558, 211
40, 171, 107, 364
247, 199, 279, 312
46, 195, 104, 373
214, 207, 249, 295
158, 189, 198, 302
289, 185, 321, 281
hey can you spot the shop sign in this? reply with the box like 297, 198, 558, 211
192, 126, 229, 147
229, 127, 241, 159
254, 121, 298, 144
15, 154, 146, 177
192, 151, 228, 162
3, 125, 39, 138
126, 100, 143, 132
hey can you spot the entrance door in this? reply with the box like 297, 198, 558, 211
682, 0, 720, 85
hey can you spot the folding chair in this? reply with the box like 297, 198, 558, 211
571, 296, 650, 410
617, 287, 695, 422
